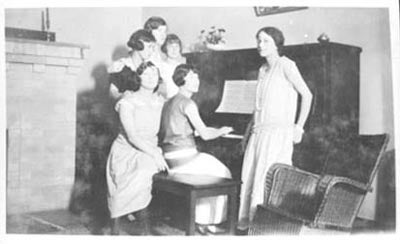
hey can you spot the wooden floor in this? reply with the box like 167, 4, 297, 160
6, 208, 396, 235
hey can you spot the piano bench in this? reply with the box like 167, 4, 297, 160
152, 172, 241, 235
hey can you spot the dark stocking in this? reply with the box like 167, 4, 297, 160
134, 207, 151, 235
110, 217, 120, 235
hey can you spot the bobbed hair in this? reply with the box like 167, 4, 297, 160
161, 33, 182, 54
127, 29, 155, 51
256, 26, 285, 55
109, 66, 141, 92
144, 16, 167, 31
136, 61, 162, 92
172, 64, 198, 87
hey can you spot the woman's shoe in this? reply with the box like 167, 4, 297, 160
235, 228, 248, 236
206, 225, 226, 234
196, 225, 209, 235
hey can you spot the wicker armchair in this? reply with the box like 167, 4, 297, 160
249, 134, 389, 234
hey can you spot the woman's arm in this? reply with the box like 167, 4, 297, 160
119, 102, 168, 171
184, 101, 233, 141
284, 61, 313, 143
109, 83, 123, 100
157, 81, 168, 99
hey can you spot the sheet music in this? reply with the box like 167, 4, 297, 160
216, 80, 258, 114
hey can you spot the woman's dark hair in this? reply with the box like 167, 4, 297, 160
172, 64, 197, 87
127, 29, 155, 51
161, 33, 182, 54
144, 16, 167, 31
109, 66, 141, 92
256, 26, 285, 55
136, 61, 162, 92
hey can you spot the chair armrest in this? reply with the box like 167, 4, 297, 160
313, 175, 369, 229
318, 175, 370, 193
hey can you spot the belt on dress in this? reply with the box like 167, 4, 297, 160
252, 123, 294, 134
163, 147, 198, 160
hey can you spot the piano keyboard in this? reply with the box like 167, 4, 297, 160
222, 134, 244, 139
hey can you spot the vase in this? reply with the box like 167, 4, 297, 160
206, 43, 226, 51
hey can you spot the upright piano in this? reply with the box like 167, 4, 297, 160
184, 42, 362, 179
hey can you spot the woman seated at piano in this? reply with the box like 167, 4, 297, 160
106, 62, 168, 235
158, 33, 186, 99
159, 64, 233, 234
237, 26, 313, 233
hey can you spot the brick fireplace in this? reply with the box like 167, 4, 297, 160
6, 38, 89, 214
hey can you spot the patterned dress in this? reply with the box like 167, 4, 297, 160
238, 56, 303, 228
106, 91, 164, 218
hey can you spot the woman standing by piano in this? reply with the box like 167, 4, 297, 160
237, 27, 313, 233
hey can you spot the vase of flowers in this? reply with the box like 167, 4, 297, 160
192, 26, 226, 52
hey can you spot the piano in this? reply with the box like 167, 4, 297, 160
184, 42, 362, 179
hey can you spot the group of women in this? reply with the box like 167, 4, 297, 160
105, 16, 313, 235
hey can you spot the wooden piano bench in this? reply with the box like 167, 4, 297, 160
152, 172, 241, 235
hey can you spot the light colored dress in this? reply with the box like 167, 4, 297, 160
238, 56, 302, 228
149, 49, 167, 69
160, 93, 232, 224
106, 91, 164, 218
158, 60, 180, 99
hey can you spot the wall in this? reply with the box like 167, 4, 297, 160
142, 7, 394, 150
5, 8, 143, 223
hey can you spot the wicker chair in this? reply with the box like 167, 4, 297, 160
249, 134, 389, 234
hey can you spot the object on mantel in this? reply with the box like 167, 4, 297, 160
317, 33, 330, 43
5, 27, 56, 42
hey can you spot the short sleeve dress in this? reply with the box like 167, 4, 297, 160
158, 60, 181, 99
106, 91, 164, 218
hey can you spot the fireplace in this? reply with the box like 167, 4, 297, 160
6, 38, 89, 214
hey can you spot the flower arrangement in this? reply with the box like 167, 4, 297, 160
191, 26, 226, 51
200, 26, 226, 45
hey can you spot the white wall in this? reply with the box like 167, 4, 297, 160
142, 7, 394, 149
6, 7, 143, 93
